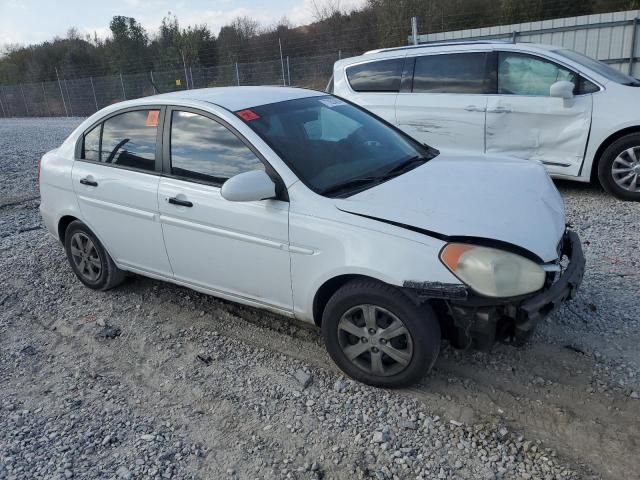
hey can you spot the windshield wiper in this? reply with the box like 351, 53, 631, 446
320, 176, 383, 197
320, 148, 439, 198
380, 155, 430, 180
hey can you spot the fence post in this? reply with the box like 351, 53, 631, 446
55, 67, 69, 117
20, 84, 29, 116
42, 82, 50, 116
150, 70, 157, 94
180, 50, 189, 89
629, 17, 638, 75
235, 62, 240, 86
189, 67, 194, 89
119, 72, 126, 100
411, 16, 418, 45
286, 56, 291, 86
63, 79, 74, 116
279, 38, 286, 86
511, 30, 519, 43
89, 77, 99, 111
338, 50, 342, 60
0, 88, 6, 117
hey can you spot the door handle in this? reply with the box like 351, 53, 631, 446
168, 197, 193, 207
488, 107, 512, 114
464, 105, 485, 112
80, 177, 98, 187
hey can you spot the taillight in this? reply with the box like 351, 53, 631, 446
37, 159, 42, 186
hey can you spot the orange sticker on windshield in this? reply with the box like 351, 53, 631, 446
146, 110, 159, 127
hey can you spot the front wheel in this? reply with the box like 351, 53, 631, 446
321, 279, 441, 388
597, 133, 640, 201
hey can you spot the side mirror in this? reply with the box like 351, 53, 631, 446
549, 80, 574, 100
221, 170, 276, 202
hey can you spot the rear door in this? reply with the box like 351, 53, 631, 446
338, 57, 405, 124
485, 51, 594, 176
71, 107, 173, 277
157, 107, 292, 313
395, 52, 491, 155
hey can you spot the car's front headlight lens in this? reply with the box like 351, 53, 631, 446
440, 243, 545, 298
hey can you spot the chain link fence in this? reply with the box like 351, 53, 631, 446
0, 52, 342, 118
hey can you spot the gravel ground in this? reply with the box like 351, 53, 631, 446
1, 117, 639, 480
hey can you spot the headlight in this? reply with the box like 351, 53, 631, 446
440, 243, 545, 298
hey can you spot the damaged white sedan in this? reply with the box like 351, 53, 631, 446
39, 86, 585, 387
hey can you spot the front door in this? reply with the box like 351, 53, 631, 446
157, 108, 292, 312
71, 108, 173, 277
395, 52, 491, 155
485, 52, 593, 176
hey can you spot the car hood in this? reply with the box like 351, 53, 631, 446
334, 154, 566, 262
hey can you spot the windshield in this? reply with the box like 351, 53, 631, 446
554, 49, 640, 85
236, 95, 436, 196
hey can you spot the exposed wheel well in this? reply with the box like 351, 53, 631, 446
57, 215, 78, 244
312, 274, 376, 326
591, 126, 640, 183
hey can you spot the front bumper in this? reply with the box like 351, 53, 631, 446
516, 230, 585, 336
441, 230, 585, 348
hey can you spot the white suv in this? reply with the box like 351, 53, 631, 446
39, 86, 584, 387
330, 41, 640, 201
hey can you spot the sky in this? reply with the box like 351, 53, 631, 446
0, 0, 367, 48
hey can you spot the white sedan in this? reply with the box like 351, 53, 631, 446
38, 87, 585, 387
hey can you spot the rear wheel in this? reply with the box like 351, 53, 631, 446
597, 133, 640, 201
64, 220, 125, 291
321, 279, 440, 388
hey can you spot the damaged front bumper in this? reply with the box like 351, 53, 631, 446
422, 230, 585, 348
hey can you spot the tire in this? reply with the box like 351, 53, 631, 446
597, 133, 640, 201
321, 279, 441, 388
64, 220, 125, 291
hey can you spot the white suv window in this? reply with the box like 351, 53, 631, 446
412, 53, 490, 94
498, 52, 577, 96
346, 58, 403, 92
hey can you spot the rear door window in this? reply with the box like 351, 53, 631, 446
412, 52, 491, 94
346, 58, 403, 92
99, 110, 159, 171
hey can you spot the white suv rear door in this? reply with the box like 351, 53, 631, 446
395, 52, 490, 155
485, 51, 593, 176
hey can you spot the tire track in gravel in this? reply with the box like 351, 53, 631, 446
136, 279, 636, 480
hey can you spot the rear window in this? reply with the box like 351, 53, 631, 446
412, 53, 490, 94
346, 58, 403, 92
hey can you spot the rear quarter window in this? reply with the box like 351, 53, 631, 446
346, 58, 403, 92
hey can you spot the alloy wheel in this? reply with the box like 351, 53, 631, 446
337, 304, 414, 377
612, 147, 640, 192
70, 232, 102, 282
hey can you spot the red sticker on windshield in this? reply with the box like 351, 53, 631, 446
236, 109, 260, 121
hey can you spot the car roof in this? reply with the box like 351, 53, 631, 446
337, 41, 561, 67
147, 86, 325, 111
